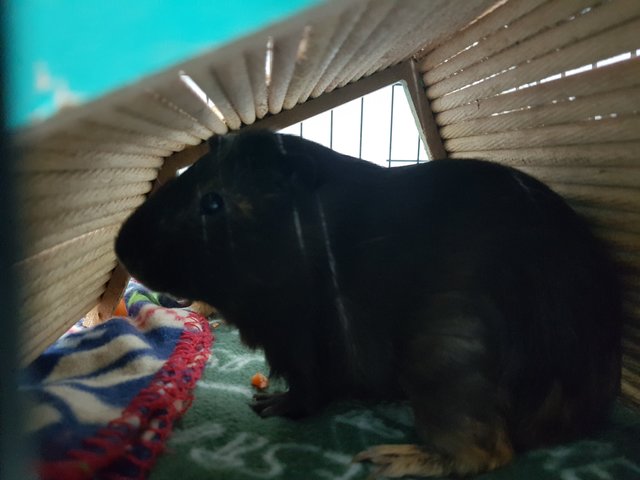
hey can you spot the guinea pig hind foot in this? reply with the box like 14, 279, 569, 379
354, 445, 449, 479
354, 438, 513, 478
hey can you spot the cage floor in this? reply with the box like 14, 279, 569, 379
150, 322, 640, 480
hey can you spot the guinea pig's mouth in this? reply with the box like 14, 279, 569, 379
115, 243, 194, 300
118, 261, 179, 299
114, 253, 156, 290
115, 225, 165, 292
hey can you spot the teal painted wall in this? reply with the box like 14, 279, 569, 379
7, 0, 323, 128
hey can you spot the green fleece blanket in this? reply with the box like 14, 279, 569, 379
150, 322, 640, 480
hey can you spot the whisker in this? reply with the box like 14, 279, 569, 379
196, 184, 209, 245
292, 204, 307, 257
314, 195, 358, 364
276, 134, 287, 155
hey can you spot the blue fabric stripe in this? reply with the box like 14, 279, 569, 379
20, 281, 195, 468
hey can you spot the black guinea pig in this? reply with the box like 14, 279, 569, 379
115, 130, 622, 478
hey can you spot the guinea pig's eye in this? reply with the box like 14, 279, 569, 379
200, 192, 225, 215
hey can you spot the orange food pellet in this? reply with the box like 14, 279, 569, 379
114, 298, 128, 317
251, 372, 269, 390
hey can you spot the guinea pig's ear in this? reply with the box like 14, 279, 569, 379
273, 134, 322, 188
207, 135, 217, 147
207, 134, 223, 153
206, 134, 236, 168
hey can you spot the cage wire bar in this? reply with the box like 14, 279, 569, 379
388, 84, 395, 167
283, 81, 428, 168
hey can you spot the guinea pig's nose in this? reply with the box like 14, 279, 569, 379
114, 215, 145, 270
114, 223, 131, 264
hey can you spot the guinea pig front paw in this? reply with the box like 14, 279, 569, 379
250, 391, 313, 419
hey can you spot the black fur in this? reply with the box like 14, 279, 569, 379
116, 130, 621, 453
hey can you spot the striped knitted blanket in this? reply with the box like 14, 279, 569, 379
21, 280, 213, 480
